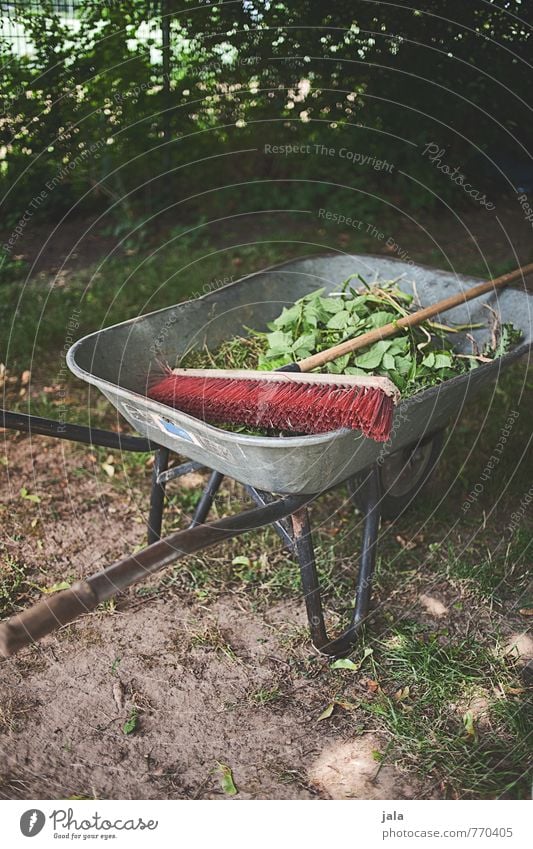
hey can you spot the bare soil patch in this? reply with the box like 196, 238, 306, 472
0, 433, 424, 801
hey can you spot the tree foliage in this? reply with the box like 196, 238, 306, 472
0, 0, 531, 226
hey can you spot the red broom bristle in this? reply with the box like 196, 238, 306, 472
148, 374, 394, 441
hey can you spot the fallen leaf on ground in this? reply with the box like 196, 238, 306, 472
396, 534, 417, 550
41, 581, 71, 594
113, 681, 125, 711
20, 488, 41, 503
393, 686, 410, 702
216, 762, 238, 796
317, 703, 335, 721
330, 648, 373, 673
122, 708, 138, 735
361, 678, 381, 693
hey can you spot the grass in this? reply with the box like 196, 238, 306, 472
438, 535, 531, 604
0, 227, 312, 372
248, 685, 284, 707
184, 624, 239, 663
0, 549, 29, 617
361, 625, 532, 799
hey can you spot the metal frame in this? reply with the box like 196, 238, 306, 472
148, 446, 382, 657
0, 410, 381, 657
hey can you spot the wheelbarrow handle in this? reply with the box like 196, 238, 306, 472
0, 582, 98, 656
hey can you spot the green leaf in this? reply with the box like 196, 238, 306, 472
326, 354, 350, 373
388, 337, 410, 354
320, 297, 344, 314
462, 710, 476, 740
394, 355, 412, 375
421, 352, 435, 368
216, 762, 238, 796
434, 352, 453, 369
232, 556, 251, 567
302, 304, 320, 327
489, 323, 522, 358
292, 332, 316, 354
273, 304, 301, 328
398, 291, 414, 304
302, 288, 326, 301
355, 341, 392, 369
331, 658, 359, 670
382, 352, 395, 370
369, 311, 395, 328
20, 488, 41, 503
331, 647, 373, 672
346, 295, 370, 315
326, 310, 351, 330
259, 354, 292, 369
344, 367, 369, 376
42, 581, 71, 594
123, 708, 138, 736
265, 330, 293, 354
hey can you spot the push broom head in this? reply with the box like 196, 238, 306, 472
148, 368, 400, 442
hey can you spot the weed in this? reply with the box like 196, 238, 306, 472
248, 685, 284, 706
189, 625, 239, 663
0, 551, 29, 616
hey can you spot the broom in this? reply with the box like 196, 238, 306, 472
149, 264, 531, 442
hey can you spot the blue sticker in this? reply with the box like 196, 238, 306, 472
157, 417, 194, 442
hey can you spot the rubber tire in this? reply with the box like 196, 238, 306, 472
348, 429, 445, 521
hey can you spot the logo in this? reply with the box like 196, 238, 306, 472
20, 809, 46, 837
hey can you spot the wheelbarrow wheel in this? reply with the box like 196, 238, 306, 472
348, 430, 445, 521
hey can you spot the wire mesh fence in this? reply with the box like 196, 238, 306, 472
0, 1, 82, 55
0, 2, 164, 57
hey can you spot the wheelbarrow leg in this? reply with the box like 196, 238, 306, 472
147, 446, 170, 544
292, 464, 382, 657
190, 470, 224, 527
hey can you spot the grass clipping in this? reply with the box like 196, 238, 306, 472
180, 276, 521, 430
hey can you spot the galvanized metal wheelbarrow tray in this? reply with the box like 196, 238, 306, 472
1, 254, 532, 659
68, 253, 532, 493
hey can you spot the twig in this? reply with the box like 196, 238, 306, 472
483, 303, 500, 350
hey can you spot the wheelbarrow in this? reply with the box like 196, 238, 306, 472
1, 253, 531, 658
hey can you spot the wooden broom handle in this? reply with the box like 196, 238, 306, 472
298, 263, 533, 372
